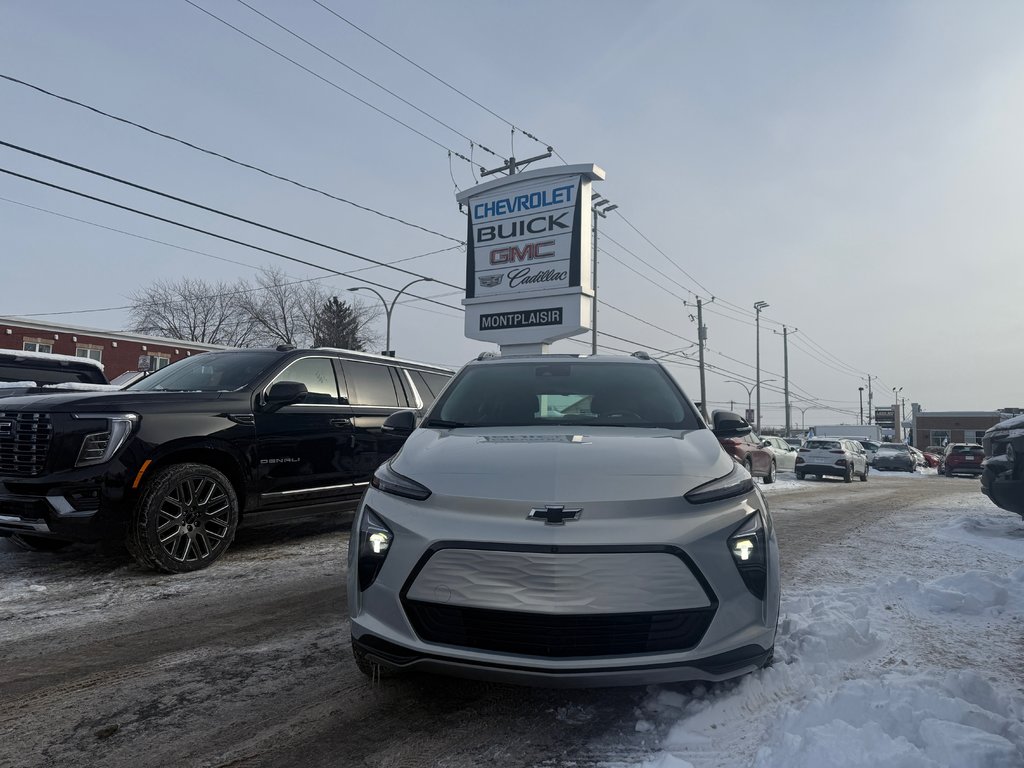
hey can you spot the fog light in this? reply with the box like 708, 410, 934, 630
728, 512, 768, 599
732, 538, 755, 561
358, 508, 394, 591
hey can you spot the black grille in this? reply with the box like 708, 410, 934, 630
0, 412, 53, 477
404, 601, 715, 657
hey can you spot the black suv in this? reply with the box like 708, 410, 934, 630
0, 347, 452, 572
981, 416, 1024, 520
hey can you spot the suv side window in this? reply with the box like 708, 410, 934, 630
343, 360, 400, 406
270, 357, 340, 404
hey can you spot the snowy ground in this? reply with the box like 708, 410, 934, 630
621, 474, 1024, 768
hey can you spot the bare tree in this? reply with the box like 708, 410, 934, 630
129, 268, 382, 350
128, 277, 260, 346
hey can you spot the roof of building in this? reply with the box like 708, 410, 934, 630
0, 316, 232, 351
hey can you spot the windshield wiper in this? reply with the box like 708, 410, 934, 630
425, 419, 473, 428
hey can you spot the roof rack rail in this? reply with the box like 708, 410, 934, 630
631, 350, 651, 360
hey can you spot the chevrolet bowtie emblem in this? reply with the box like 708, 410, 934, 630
528, 505, 582, 525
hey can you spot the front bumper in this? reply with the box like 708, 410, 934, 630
0, 464, 132, 542
981, 454, 1024, 517
348, 487, 780, 687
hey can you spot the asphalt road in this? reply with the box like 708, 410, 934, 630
0, 476, 983, 768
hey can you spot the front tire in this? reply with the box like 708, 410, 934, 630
762, 460, 777, 485
860, 465, 868, 481
126, 463, 239, 573
9, 534, 73, 552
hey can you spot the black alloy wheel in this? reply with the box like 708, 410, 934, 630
127, 463, 239, 573
9, 534, 73, 552
795, 470, 805, 480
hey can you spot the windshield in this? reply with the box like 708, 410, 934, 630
425, 360, 701, 429
128, 351, 281, 392
805, 439, 840, 450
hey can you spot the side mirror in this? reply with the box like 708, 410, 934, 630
382, 409, 417, 436
761, 439, 772, 447
266, 381, 308, 408
711, 411, 752, 437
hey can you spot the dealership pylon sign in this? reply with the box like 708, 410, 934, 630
456, 164, 605, 351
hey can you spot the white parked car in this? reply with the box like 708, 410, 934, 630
348, 352, 781, 687
795, 438, 869, 482
760, 435, 799, 471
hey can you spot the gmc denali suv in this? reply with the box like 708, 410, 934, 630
981, 414, 1024, 520
0, 347, 452, 572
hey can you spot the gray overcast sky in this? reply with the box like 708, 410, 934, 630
2, 1, 1023, 423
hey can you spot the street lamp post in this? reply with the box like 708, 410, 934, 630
796, 404, 814, 431
724, 378, 775, 424
753, 300, 769, 432
347, 277, 434, 357
858, 386, 864, 425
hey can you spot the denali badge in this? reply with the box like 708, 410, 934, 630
528, 505, 582, 525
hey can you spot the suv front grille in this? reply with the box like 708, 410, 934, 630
404, 601, 715, 657
0, 412, 53, 477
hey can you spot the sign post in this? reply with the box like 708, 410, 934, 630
456, 164, 605, 355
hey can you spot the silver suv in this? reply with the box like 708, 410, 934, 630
795, 438, 869, 482
347, 352, 781, 687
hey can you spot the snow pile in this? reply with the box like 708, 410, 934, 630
624, 500, 1024, 768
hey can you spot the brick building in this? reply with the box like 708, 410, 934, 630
0, 316, 230, 380
911, 410, 1013, 451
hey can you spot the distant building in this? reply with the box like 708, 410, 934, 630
911, 410, 1017, 450
0, 316, 230, 379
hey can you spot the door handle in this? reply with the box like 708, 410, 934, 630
330, 418, 351, 427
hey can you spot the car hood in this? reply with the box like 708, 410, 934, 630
391, 426, 734, 501
0, 390, 244, 412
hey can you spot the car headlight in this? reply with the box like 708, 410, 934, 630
357, 507, 394, 591
685, 464, 754, 504
728, 511, 768, 599
371, 460, 431, 500
73, 413, 139, 467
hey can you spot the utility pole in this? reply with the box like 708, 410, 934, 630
697, 298, 709, 422
773, 326, 794, 435
866, 375, 874, 424
590, 195, 617, 355
754, 300, 769, 432
479, 149, 553, 178
858, 387, 865, 425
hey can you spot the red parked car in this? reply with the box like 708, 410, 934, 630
710, 410, 777, 484
939, 443, 986, 477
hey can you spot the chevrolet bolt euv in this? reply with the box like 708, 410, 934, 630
348, 352, 780, 687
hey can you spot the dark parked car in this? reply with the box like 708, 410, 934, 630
0, 349, 111, 398
872, 443, 919, 472
938, 443, 985, 477
711, 410, 776, 483
0, 347, 453, 571
981, 416, 1024, 519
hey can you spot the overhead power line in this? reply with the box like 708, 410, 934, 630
232, 0, 501, 160
0, 165, 464, 314
0, 73, 463, 245
0, 139, 463, 290
309, 0, 566, 163
183, 0, 476, 165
